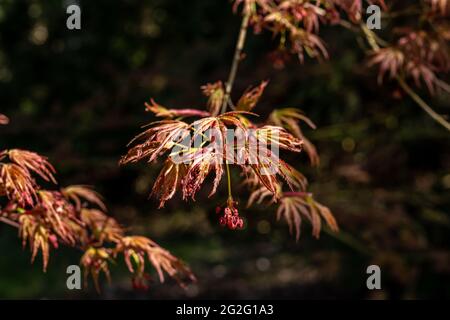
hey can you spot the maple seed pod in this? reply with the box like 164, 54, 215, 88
217, 202, 245, 230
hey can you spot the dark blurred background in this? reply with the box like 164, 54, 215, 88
0, 0, 449, 299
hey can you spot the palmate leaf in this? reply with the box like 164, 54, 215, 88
80, 209, 124, 244
265, 10, 328, 61
120, 120, 190, 165
17, 196, 83, 272
80, 247, 112, 293
254, 125, 303, 152
180, 113, 248, 198
188, 111, 253, 140
37, 190, 81, 245
19, 214, 53, 272
247, 184, 277, 207
245, 165, 337, 241
0, 149, 58, 207
247, 160, 307, 200
201, 81, 225, 116
133, 111, 256, 206
278, 160, 308, 191
370, 30, 450, 95
115, 236, 196, 288
151, 159, 188, 208
244, 126, 305, 197
369, 44, 447, 96
0, 163, 38, 207
0, 117, 196, 293
7, 149, 56, 184
368, 48, 405, 84
406, 62, 441, 95
268, 108, 316, 132
125, 103, 309, 210
18, 206, 81, 272
333, 0, 363, 23
122, 81, 334, 241
277, 1, 325, 33
268, 108, 319, 166
62, 185, 107, 211
246, 160, 307, 205
182, 112, 278, 202
277, 194, 338, 241
236, 81, 268, 112
237, 0, 330, 61
249, 164, 282, 196
181, 148, 224, 201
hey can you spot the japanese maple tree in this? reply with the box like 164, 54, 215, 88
1, 0, 448, 295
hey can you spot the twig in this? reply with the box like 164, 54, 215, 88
221, 11, 251, 114
397, 76, 450, 131
0, 216, 20, 228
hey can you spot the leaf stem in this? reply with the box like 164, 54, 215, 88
221, 11, 251, 114
225, 162, 233, 202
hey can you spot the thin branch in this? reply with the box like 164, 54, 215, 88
397, 76, 450, 131
0, 216, 20, 228
360, 23, 381, 50
221, 11, 251, 114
